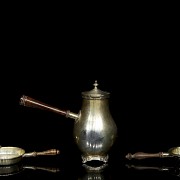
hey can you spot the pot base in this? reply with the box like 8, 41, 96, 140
81, 154, 108, 163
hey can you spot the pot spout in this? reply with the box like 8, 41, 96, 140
19, 95, 79, 120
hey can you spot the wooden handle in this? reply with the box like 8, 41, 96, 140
20, 95, 79, 120
125, 152, 165, 160
23, 149, 60, 157
20, 95, 67, 116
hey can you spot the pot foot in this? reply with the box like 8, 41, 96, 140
81, 154, 108, 163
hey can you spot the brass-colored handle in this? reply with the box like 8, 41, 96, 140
23, 149, 60, 157
125, 152, 167, 160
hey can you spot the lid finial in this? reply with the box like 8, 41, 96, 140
93, 80, 98, 89
81, 80, 110, 99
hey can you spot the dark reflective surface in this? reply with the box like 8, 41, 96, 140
125, 158, 180, 179
1, 152, 180, 179
0, 162, 60, 176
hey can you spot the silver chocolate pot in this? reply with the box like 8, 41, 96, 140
20, 81, 118, 163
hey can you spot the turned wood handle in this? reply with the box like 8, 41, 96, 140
125, 152, 166, 160
23, 149, 60, 157
20, 95, 79, 120
20, 95, 67, 116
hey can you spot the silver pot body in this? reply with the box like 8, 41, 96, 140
74, 98, 117, 163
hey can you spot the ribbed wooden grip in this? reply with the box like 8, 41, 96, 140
125, 152, 163, 160
23, 149, 60, 157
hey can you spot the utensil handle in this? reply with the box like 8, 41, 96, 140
125, 152, 169, 160
23, 149, 60, 157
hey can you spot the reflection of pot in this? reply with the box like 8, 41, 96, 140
0, 163, 60, 176
79, 163, 109, 180
0, 146, 60, 166
82, 163, 108, 172
20, 81, 118, 163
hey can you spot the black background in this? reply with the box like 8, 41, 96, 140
1, 3, 180, 179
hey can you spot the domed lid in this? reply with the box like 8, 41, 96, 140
81, 80, 110, 99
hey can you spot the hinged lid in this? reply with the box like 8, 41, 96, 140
81, 81, 110, 99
